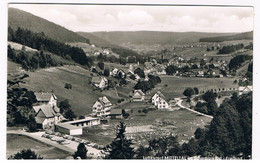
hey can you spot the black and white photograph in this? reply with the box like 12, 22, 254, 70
1, 0, 258, 160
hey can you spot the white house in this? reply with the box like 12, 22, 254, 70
110, 68, 126, 78
110, 68, 119, 77
156, 97, 170, 109
131, 90, 145, 102
151, 91, 170, 110
34, 92, 57, 107
103, 49, 110, 55
92, 96, 112, 117
94, 51, 101, 56
91, 76, 108, 89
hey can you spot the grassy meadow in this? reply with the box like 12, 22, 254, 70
19, 65, 133, 116
157, 75, 238, 99
79, 102, 212, 146
6, 134, 71, 159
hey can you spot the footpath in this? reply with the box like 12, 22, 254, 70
175, 98, 213, 119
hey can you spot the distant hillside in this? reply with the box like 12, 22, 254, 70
77, 32, 120, 48
78, 32, 140, 57
8, 8, 89, 43
91, 31, 235, 45
199, 31, 253, 42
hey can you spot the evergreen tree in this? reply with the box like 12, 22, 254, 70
105, 122, 135, 159
74, 143, 88, 159
8, 149, 43, 159
27, 115, 38, 132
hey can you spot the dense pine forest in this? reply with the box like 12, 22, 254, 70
8, 26, 93, 66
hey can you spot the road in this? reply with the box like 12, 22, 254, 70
7, 129, 102, 159
175, 98, 213, 119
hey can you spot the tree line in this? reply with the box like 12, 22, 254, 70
8, 45, 59, 71
9, 92, 251, 159
8, 26, 93, 66
105, 92, 251, 159
228, 55, 252, 71
7, 75, 37, 128
218, 43, 244, 54
134, 75, 161, 93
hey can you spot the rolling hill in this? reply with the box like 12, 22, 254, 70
77, 32, 140, 57
199, 31, 253, 42
91, 31, 235, 45
8, 8, 89, 43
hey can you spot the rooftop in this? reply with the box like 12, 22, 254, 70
34, 92, 56, 102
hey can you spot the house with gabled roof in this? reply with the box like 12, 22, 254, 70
151, 91, 170, 110
91, 76, 108, 89
33, 104, 64, 129
92, 96, 112, 117
34, 92, 57, 107
130, 90, 145, 102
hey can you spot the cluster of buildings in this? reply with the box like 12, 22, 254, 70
32, 92, 100, 135
33, 92, 64, 130
93, 49, 110, 56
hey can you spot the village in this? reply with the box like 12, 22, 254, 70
5, 4, 254, 160
8, 50, 251, 158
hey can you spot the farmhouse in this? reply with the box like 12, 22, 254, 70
151, 91, 170, 110
91, 76, 108, 89
94, 51, 101, 56
103, 49, 110, 55
92, 96, 112, 117
130, 90, 145, 102
34, 92, 57, 107
108, 109, 124, 119
33, 104, 64, 130
110, 68, 119, 77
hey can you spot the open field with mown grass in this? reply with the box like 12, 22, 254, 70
7, 134, 71, 159
157, 76, 238, 99
18, 65, 133, 116
79, 102, 212, 146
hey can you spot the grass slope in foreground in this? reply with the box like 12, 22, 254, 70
19, 65, 123, 116
7, 134, 71, 159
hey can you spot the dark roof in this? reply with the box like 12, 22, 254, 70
110, 109, 123, 115
91, 76, 107, 84
35, 104, 60, 118
35, 117, 45, 124
35, 92, 56, 102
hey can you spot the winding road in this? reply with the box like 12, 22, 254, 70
7, 129, 102, 158
175, 98, 213, 119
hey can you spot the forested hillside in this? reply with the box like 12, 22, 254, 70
92, 31, 234, 45
78, 32, 140, 57
8, 26, 93, 66
8, 8, 89, 43
199, 31, 253, 42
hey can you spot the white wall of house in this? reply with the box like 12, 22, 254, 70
48, 95, 57, 107
152, 93, 159, 104
42, 118, 55, 129
157, 99, 170, 109
70, 129, 83, 135
92, 101, 111, 117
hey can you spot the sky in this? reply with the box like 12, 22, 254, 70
9, 4, 254, 33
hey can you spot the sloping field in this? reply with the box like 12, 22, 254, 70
20, 65, 122, 116
7, 134, 71, 159
157, 76, 238, 99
